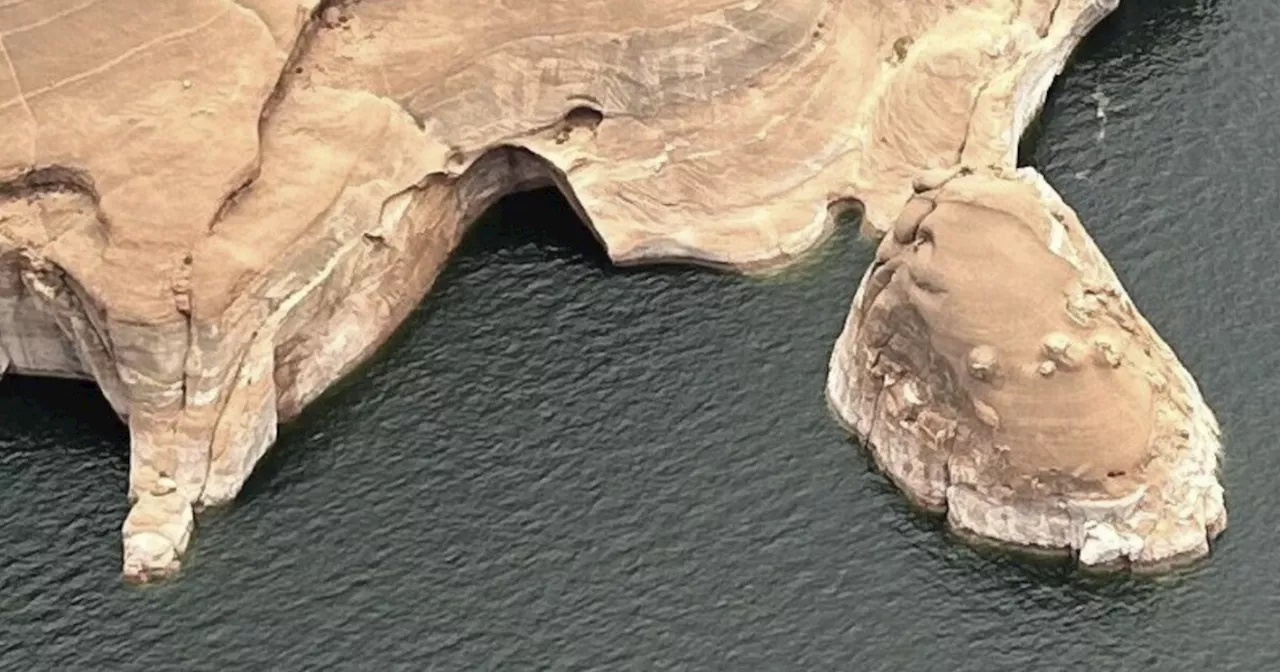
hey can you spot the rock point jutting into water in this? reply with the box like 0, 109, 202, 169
0, 0, 1222, 581
826, 169, 1226, 570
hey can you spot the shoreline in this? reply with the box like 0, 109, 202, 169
0, 0, 1224, 580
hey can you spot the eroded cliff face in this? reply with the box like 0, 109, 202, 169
0, 0, 1221, 580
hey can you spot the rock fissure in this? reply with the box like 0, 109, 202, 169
1046, 0, 1065, 38
956, 79, 994, 165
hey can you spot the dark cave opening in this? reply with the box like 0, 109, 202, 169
0, 374, 127, 458
457, 186, 615, 268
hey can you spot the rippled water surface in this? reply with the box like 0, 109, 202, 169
4, 1, 1279, 668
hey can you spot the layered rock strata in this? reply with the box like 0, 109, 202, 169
0, 0, 1223, 579
826, 169, 1226, 569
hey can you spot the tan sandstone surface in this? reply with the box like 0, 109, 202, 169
0, 0, 1222, 581
826, 168, 1226, 569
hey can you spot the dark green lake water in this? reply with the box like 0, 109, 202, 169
3, 1, 1278, 668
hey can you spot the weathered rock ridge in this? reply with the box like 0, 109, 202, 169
0, 0, 1222, 580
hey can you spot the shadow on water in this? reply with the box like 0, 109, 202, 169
246, 185, 871, 502
0, 377, 129, 604
1078, 0, 1224, 61
243, 188, 608, 499
459, 188, 615, 269
0, 376, 126, 459
1018, 0, 1226, 167
242, 186, 750, 501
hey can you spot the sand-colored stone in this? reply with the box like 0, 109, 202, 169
826, 170, 1226, 568
0, 0, 1223, 580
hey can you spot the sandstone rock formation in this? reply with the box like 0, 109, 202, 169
826, 169, 1226, 569
0, 0, 1223, 580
